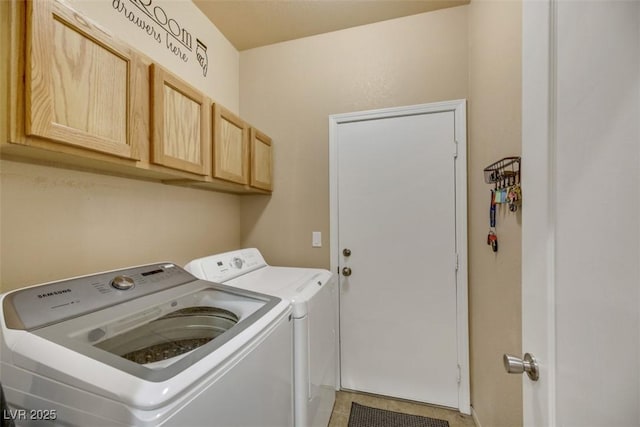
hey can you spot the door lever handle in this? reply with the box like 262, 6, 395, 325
503, 353, 539, 381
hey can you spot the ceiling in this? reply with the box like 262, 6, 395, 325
193, 0, 470, 51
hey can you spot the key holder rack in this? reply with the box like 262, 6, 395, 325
484, 156, 521, 190
484, 156, 522, 253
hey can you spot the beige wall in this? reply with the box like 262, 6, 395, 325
239, 6, 469, 268
0, 161, 240, 292
468, 0, 522, 426
240, 2, 522, 426
0, 1, 8, 157
0, 0, 242, 292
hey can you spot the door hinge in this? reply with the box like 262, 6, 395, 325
453, 139, 459, 158
457, 364, 461, 384
454, 253, 459, 272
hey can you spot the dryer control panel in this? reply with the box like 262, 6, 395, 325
2, 263, 196, 330
185, 248, 266, 283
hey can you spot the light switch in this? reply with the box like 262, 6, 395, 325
312, 231, 322, 248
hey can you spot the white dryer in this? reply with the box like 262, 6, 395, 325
185, 249, 338, 427
0, 262, 293, 426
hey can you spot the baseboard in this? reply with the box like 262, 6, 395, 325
471, 405, 483, 427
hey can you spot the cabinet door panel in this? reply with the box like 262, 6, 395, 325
250, 128, 273, 191
162, 85, 202, 163
26, 0, 138, 159
213, 105, 249, 184
151, 64, 210, 176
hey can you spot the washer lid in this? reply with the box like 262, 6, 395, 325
1, 264, 284, 383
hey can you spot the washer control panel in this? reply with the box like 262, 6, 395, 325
3, 263, 196, 331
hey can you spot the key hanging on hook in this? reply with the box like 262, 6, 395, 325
487, 190, 498, 253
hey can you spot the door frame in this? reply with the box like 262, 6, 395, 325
522, 1, 556, 425
328, 100, 470, 414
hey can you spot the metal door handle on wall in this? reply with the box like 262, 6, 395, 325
503, 353, 539, 381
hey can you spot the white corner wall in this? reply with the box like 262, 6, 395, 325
554, 1, 640, 424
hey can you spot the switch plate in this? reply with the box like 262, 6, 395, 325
312, 232, 322, 248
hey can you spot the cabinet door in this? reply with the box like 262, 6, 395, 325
151, 64, 210, 176
213, 104, 249, 184
250, 128, 273, 192
26, 0, 139, 159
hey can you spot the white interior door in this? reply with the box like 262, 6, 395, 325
329, 101, 469, 413
522, 1, 640, 426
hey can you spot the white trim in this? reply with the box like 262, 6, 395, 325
546, 2, 558, 424
328, 100, 470, 414
471, 406, 483, 427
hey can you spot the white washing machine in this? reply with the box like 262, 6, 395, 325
0, 262, 293, 426
185, 249, 337, 427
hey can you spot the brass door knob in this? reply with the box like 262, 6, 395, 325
342, 267, 352, 277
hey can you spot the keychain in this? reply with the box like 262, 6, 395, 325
507, 184, 522, 212
488, 231, 498, 252
487, 190, 498, 253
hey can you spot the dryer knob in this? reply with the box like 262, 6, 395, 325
231, 257, 244, 269
111, 275, 135, 290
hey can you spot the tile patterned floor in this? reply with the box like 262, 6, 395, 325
328, 390, 476, 427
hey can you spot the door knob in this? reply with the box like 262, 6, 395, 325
503, 353, 539, 381
343, 248, 352, 257
342, 267, 352, 276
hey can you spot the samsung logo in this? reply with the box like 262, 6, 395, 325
37, 289, 71, 299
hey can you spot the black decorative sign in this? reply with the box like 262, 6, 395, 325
112, 0, 209, 77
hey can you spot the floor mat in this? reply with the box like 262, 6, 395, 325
348, 402, 450, 427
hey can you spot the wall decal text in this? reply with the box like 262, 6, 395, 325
111, 0, 209, 77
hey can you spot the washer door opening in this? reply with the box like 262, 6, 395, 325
95, 307, 240, 364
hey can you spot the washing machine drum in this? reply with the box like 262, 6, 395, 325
95, 307, 240, 364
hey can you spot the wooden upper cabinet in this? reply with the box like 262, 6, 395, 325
213, 104, 249, 185
150, 64, 210, 176
25, 0, 139, 159
250, 128, 273, 192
